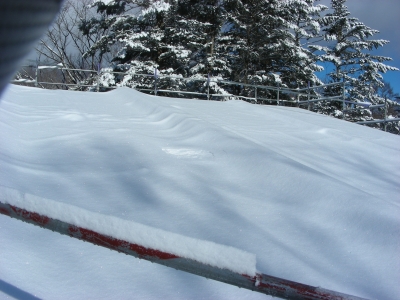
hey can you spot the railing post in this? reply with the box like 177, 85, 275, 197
277, 83, 280, 106
255, 85, 257, 104
34, 64, 38, 88
384, 96, 387, 132
342, 79, 346, 120
97, 63, 100, 92
207, 74, 210, 100
307, 82, 310, 111
154, 68, 158, 96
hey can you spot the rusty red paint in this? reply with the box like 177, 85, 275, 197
258, 281, 287, 293
284, 281, 335, 299
10, 205, 50, 226
129, 242, 178, 260
0, 206, 11, 216
68, 226, 178, 260
281, 281, 314, 295
241, 273, 257, 281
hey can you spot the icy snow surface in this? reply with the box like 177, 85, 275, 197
1, 85, 399, 299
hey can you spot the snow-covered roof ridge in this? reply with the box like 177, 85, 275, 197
0, 185, 257, 276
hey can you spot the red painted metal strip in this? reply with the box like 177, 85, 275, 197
0, 201, 367, 300
10, 205, 50, 226
0, 202, 178, 262
67, 225, 178, 260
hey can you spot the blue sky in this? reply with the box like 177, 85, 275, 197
319, 0, 400, 94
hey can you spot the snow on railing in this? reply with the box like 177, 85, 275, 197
12, 64, 334, 103
12, 65, 399, 131
0, 186, 367, 300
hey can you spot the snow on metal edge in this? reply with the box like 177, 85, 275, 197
0, 186, 257, 276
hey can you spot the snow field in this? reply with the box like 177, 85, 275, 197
0, 85, 399, 299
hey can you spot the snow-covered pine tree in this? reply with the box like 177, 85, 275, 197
222, 0, 285, 99
83, 0, 175, 91
222, 0, 325, 101
223, 0, 272, 83
281, 0, 327, 89
80, 0, 148, 65
84, 0, 230, 96
160, 0, 229, 96
310, 0, 398, 121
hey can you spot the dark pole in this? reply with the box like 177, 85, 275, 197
0, 201, 367, 300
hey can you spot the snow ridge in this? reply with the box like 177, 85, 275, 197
0, 185, 257, 276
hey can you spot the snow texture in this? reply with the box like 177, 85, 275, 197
0, 85, 399, 300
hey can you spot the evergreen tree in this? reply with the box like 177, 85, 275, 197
162, 0, 229, 95
84, 0, 171, 90
221, 0, 290, 99
82, 0, 398, 120
310, 0, 397, 119
282, 0, 327, 88
167, 0, 227, 75
84, 0, 229, 96
222, 0, 326, 100
223, 0, 280, 83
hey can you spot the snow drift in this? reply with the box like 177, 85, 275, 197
0, 85, 399, 299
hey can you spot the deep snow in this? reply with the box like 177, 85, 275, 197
0, 85, 399, 299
